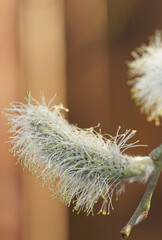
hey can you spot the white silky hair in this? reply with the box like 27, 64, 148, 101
128, 31, 162, 126
5, 93, 155, 215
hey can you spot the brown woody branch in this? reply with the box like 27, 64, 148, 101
120, 144, 162, 240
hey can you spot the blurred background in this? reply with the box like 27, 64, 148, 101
0, 0, 162, 240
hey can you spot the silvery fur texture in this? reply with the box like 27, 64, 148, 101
5, 94, 155, 215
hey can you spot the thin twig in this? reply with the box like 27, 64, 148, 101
120, 144, 162, 240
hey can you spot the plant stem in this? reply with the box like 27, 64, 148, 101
120, 144, 162, 240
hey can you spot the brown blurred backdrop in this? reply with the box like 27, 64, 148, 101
0, 0, 162, 240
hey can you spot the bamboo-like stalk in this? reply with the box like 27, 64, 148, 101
19, 1, 68, 240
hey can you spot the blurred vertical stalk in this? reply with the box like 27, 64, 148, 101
65, 1, 109, 240
0, 1, 21, 239
19, 1, 68, 240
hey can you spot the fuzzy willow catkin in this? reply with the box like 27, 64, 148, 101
5, 93, 155, 215
128, 31, 162, 126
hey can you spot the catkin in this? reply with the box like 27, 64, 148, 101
5, 93, 155, 215
128, 31, 162, 126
